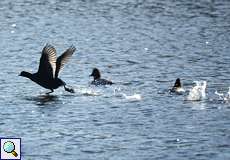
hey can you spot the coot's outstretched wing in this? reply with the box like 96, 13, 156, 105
37, 44, 57, 79
55, 45, 76, 78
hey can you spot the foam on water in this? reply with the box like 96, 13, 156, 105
72, 85, 142, 102
186, 81, 207, 101
122, 93, 142, 101
113, 87, 142, 101
1, 1, 229, 159
74, 86, 101, 96
215, 87, 230, 101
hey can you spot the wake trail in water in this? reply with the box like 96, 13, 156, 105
72, 85, 142, 101
73, 85, 101, 96
113, 87, 142, 101
122, 93, 142, 101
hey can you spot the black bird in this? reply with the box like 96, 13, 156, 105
170, 78, 185, 93
19, 44, 76, 94
90, 68, 113, 86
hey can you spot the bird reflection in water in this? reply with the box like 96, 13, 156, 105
33, 94, 59, 106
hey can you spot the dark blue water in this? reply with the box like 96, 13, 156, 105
0, 0, 230, 159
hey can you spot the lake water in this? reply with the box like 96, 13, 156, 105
0, 0, 230, 159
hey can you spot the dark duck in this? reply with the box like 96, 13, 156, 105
90, 68, 113, 86
19, 44, 76, 94
170, 78, 185, 93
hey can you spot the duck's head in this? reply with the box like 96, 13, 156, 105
173, 78, 181, 88
90, 68, 101, 80
170, 78, 185, 93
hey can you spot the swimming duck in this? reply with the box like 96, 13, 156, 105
19, 44, 76, 94
90, 68, 113, 86
170, 78, 185, 93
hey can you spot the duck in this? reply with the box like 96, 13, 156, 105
170, 78, 185, 93
19, 44, 76, 94
90, 68, 113, 86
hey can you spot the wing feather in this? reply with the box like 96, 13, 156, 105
55, 45, 76, 78
37, 44, 57, 79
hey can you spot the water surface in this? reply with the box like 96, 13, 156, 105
0, 0, 230, 159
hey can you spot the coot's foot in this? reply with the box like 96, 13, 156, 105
64, 86, 75, 93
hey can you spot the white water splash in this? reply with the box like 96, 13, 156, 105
122, 93, 142, 101
76, 87, 101, 96
227, 87, 230, 95
186, 81, 207, 101
12, 24, 16, 27
113, 87, 122, 96
215, 87, 230, 101
215, 91, 224, 99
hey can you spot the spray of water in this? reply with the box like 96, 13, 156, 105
113, 87, 142, 101
186, 81, 207, 101
215, 87, 230, 101
122, 93, 142, 101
